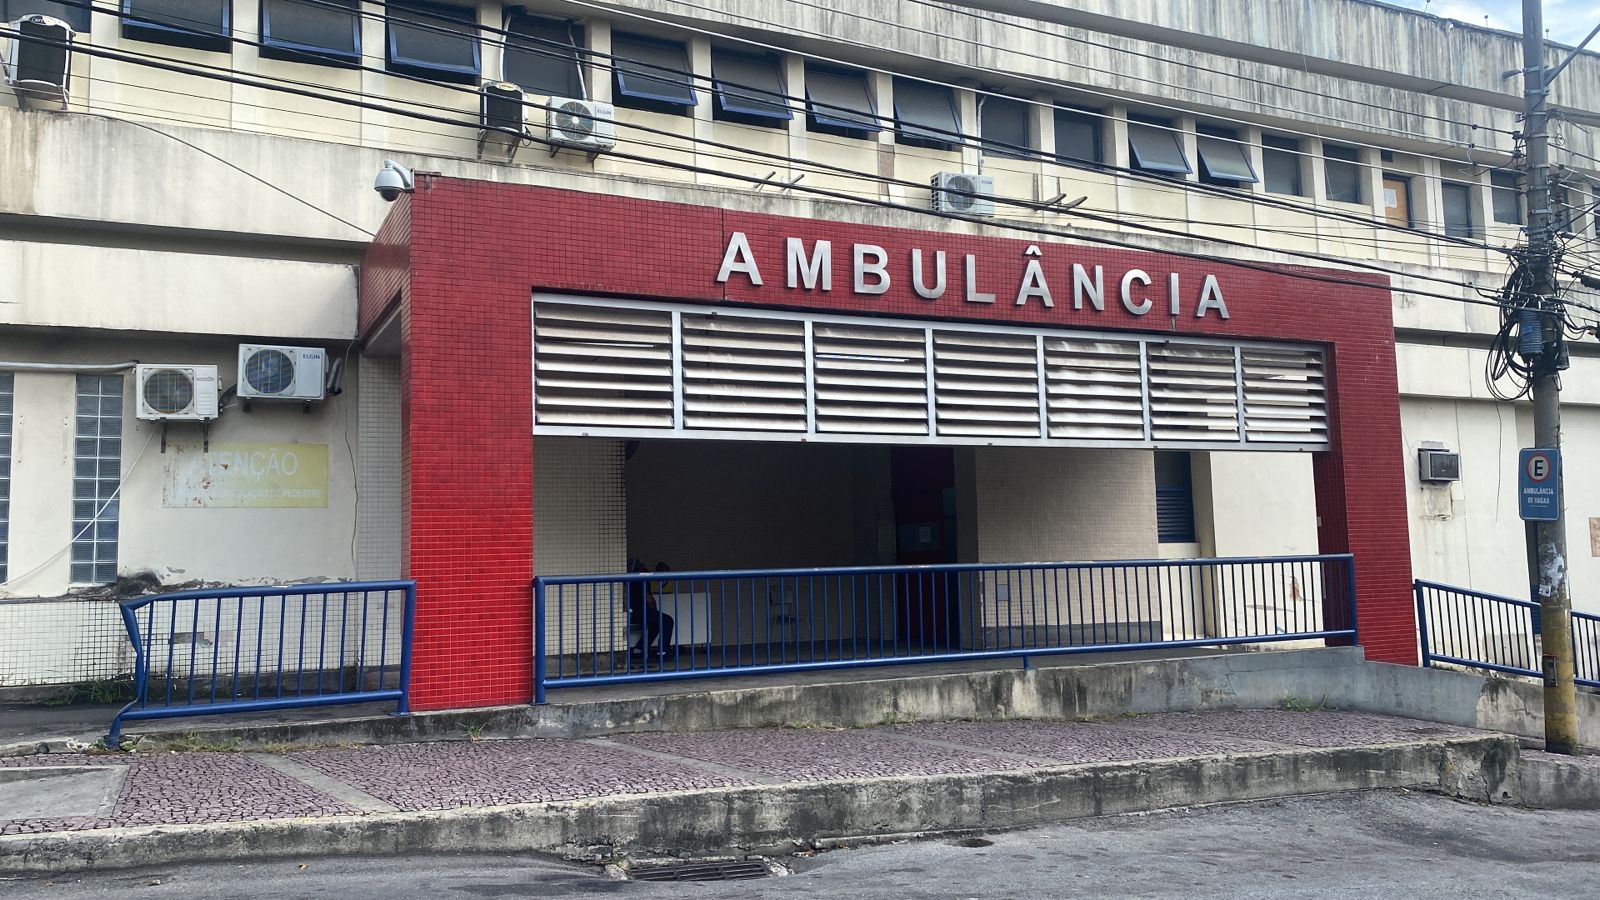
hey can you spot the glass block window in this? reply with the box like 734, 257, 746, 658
72, 375, 123, 585
0, 373, 11, 582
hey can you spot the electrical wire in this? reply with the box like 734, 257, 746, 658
12, 20, 1598, 318
50, 0, 1525, 252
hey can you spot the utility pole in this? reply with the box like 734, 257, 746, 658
1521, 0, 1579, 755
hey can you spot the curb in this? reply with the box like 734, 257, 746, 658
0, 735, 1519, 875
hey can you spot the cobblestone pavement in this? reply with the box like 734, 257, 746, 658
0, 710, 1487, 836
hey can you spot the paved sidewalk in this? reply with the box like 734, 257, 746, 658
0, 709, 1481, 837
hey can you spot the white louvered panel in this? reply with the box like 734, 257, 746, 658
933, 331, 1040, 437
681, 314, 806, 431
1241, 347, 1329, 445
1043, 337, 1145, 440
812, 324, 929, 434
534, 303, 674, 427
1147, 343, 1240, 441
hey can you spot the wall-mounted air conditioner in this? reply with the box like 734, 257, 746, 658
547, 97, 616, 152
481, 81, 525, 134
136, 364, 220, 422
238, 344, 327, 402
1418, 446, 1461, 483
3, 15, 74, 110
931, 172, 996, 217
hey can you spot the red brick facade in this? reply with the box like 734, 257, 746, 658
359, 178, 1414, 711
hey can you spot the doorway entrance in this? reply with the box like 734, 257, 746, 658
890, 446, 959, 651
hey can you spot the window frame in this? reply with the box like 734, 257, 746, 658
1441, 180, 1476, 239
710, 48, 791, 125
1261, 134, 1304, 197
4, 1, 90, 31
120, 0, 232, 53
979, 95, 1031, 159
385, 0, 482, 84
1381, 172, 1414, 228
611, 32, 698, 112
502, 12, 584, 99
1052, 106, 1103, 165
893, 77, 963, 151
1194, 125, 1258, 187
1154, 451, 1198, 545
1127, 116, 1191, 176
804, 64, 879, 137
260, 0, 361, 66
1323, 143, 1365, 204
1490, 170, 1524, 225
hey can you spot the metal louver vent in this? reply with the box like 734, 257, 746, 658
681, 314, 806, 431
1147, 343, 1240, 441
933, 331, 1040, 437
533, 304, 674, 427
1044, 337, 1145, 440
1241, 347, 1328, 444
812, 324, 929, 435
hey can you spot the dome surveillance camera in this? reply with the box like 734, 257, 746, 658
374, 160, 414, 202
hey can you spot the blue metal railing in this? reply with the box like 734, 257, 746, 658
1415, 579, 1600, 688
107, 580, 415, 746
533, 554, 1356, 702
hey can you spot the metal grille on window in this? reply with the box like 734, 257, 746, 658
932, 331, 1040, 437
812, 324, 929, 435
73, 374, 123, 585
680, 313, 805, 431
1043, 337, 1144, 440
0, 373, 11, 582
1146, 344, 1240, 441
1240, 347, 1327, 444
533, 303, 674, 427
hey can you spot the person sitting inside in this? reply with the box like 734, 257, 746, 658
628, 560, 675, 664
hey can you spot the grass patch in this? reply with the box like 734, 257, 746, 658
1279, 695, 1331, 712
37, 678, 138, 707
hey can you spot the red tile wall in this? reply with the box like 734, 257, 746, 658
360, 179, 1417, 710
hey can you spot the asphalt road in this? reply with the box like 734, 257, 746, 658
8, 791, 1600, 899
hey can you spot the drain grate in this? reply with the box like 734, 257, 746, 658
629, 860, 772, 882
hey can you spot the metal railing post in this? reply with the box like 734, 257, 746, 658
533, 577, 548, 705
395, 584, 416, 715
1414, 582, 1432, 668
1347, 557, 1360, 648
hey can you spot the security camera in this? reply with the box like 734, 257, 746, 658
374, 160, 414, 202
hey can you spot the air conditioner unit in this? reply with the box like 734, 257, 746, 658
238, 344, 328, 402
136, 365, 220, 422
547, 97, 616, 152
3, 15, 74, 110
1418, 447, 1461, 483
931, 172, 996, 217
480, 81, 525, 135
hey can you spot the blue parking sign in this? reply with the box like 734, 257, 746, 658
1519, 448, 1560, 522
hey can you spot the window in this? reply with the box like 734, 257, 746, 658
1261, 135, 1303, 196
805, 65, 878, 136
387, 0, 479, 83
1053, 107, 1102, 164
72, 375, 122, 585
121, 0, 230, 52
612, 32, 696, 112
503, 14, 583, 98
1155, 451, 1197, 544
1442, 181, 1476, 238
261, 0, 360, 65
1382, 174, 1412, 228
711, 49, 789, 125
3, 1, 90, 31
1491, 171, 1523, 225
979, 95, 1029, 158
1127, 116, 1190, 175
0, 373, 10, 583
1552, 184, 1582, 234
1195, 125, 1257, 186
894, 78, 962, 150
1323, 144, 1364, 204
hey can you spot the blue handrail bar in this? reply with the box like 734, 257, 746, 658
534, 554, 1357, 702
107, 580, 415, 747
1414, 578, 1600, 689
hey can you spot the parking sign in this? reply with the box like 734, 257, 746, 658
1519, 448, 1560, 522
